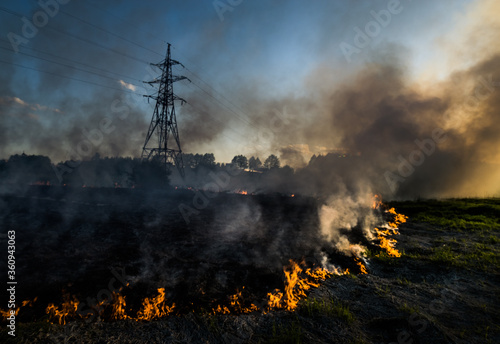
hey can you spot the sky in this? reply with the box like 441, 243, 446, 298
1, 0, 500, 196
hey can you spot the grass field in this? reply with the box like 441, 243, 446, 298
389, 198, 500, 273
2, 197, 499, 343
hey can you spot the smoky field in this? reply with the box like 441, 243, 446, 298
0, 187, 499, 344
0, 186, 385, 319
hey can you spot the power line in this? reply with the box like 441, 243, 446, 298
84, 0, 169, 49
182, 102, 248, 145
0, 5, 150, 65
171, 73, 254, 139
180, 65, 260, 130
0, 44, 144, 89
1, 3, 265, 145
82, 0, 264, 131
0, 38, 143, 85
58, 8, 163, 58
0, 57, 142, 95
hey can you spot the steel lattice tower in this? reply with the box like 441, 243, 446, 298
142, 43, 189, 178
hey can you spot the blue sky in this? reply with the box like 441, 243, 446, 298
0, 0, 492, 165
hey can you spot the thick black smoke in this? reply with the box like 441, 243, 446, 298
1, 0, 499, 198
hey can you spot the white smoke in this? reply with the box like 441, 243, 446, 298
319, 188, 379, 260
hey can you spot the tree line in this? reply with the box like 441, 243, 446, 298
182, 153, 281, 170
231, 154, 280, 169
0, 152, 285, 188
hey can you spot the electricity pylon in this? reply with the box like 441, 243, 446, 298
142, 43, 189, 178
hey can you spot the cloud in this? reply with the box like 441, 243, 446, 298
0, 96, 29, 108
119, 80, 137, 92
0, 96, 62, 114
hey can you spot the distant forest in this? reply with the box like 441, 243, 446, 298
0, 151, 364, 197
0, 152, 293, 189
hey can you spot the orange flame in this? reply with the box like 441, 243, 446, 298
354, 258, 368, 274
110, 292, 130, 320
386, 207, 408, 228
136, 288, 175, 321
370, 195, 408, 258
1, 297, 38, 322
212, 304, 230, 314
45, 295, 79, 325
372, 207, 407, 258
0, 307, 19, 321
372, 194, 383, 209
266, 260, 333, 311
374, 228, 401, 257
228, 287, 258, 314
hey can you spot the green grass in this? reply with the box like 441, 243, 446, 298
267, 319, 303, 344
395, 276, 412, 286
398, 302, 420, 314
386, 199, 500, 273
299, 298, 355, 323
388, 198, 500, 233
365, 249, 402, 266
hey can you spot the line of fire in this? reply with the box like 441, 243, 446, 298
2, 12, 499, 340
0, 45, 411, 327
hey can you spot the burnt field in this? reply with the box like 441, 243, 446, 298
1, 187, 499, 343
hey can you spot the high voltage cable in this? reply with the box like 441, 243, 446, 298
0, 53, 253, 142
0, 45, 143, 89
182, 102, 249, 145
173, 65, 260, 135
0, 58, 142, 95
0, 50, 253, 142
175, 75, 253, 140
0, 38, 143, 84
1, 3, 264, 141
180, 84, 252, 140
0, 49, 248, 150
82, 0, 264, 130
0, 6, 150, 65
2, 3, 254, 126
180, 65, 260, 130
57, 8, 163, 57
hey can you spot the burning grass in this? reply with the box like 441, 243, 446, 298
1, 196, 499, 343
37, 260, 340, 324
1, 191, 408, 327
264, 260, 339, 312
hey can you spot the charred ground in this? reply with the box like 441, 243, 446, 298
0, 188, 499, 343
